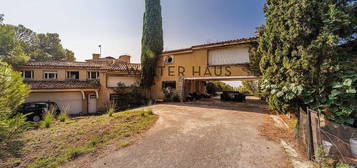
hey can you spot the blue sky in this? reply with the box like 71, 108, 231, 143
1, 0, 265, 63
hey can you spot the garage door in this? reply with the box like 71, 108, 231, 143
26, 92, 83, 115
208, 47, 250, 65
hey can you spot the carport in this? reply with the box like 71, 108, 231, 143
180, 75, 261, 100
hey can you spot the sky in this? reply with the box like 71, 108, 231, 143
0, 0, 266, 64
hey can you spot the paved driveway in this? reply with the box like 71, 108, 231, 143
92, 98, 290, 168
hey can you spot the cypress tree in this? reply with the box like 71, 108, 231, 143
141, 0, 163, 88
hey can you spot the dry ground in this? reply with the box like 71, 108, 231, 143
0, 109, 158, 168
92, 98, 295, 168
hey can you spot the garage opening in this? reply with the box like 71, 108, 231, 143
181, 76, 260, 103
26, 92, 83, 115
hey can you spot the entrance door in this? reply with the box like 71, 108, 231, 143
88, 94, 97, 113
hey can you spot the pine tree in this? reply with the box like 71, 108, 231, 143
258, 0, 356, 118
141, 0, 163, 88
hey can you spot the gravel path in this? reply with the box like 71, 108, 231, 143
91, 99, 290, 168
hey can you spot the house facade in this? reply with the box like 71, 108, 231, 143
15, 37, 259, 114
15, 54, 140, 114
151, 37, 259, 99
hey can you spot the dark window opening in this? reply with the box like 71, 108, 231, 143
88, 72, 99, 79
67, 71, 79, 80
44, 72, 58, 79
22, 70, 33, 79
162, 81, 176, 90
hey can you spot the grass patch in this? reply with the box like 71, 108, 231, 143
1, 109, 158, 168
40, 111, 55, 128
57, 112, 68, 122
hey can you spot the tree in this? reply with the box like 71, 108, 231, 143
206, 81, 236, 95
0, 20, 76, 63
258, 0, 356, 125
0, 61, 29, 157
248, 42, 261, 76
141, 0, 163, 88
0, 14, 4, 24
34, 33, 70, 61
248, 27, 263, 76
0, 25, 29, 64
238, 81, 260, 96
64, 49, 75, 62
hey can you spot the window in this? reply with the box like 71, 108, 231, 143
162, 81, 176, 90
21, 70, 33, 79
87, 72, 99, 79
66, 71, 79, 80
110, 94, 120, 101
43, 72, 58, 80
164, 56, 174, 64
208, 47, 250, 65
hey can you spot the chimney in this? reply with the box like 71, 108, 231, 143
92, 53, 100, 60
118, 55, 131, 63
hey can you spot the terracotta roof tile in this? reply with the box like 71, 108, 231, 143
17, 61, 141, 72
163, 37, 257, 54
25, 80, 100, 89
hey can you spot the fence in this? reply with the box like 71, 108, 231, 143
297, 108, 357, 164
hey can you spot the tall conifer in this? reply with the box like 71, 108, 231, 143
141, 0, 163, 88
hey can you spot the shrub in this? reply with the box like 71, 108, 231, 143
146, 109, 154, 115
57, 106, 69, 122
106, 103, 115, 117
257, 0, 356, 119
58, 113, 68, 122
66, 147, 82, 160
113, 82, 147, 110
40, 110, 55, 128
336, 163, 352, 168
162, 88, 180, 102
172, 94, 181, 102
86, 137, 99, 148
325, 61, 357, 126
206, 81, 236, 95
316, 146, 353, 168
0, 61, 29, 158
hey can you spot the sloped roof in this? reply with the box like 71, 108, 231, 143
17, 61, 141, 72
163, 37, 257, 55
25, 80, 101, 89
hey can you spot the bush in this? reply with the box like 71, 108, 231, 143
58, 113, 68, 122
57, 106, 69, 122
162, 88, 181, 102
206, 81, 236, 95
66, 147, 82, 160
316, 146, 353, 168
0, 61, 29, 158
86, 137, 99, 148
106, 103, 115, 117
40, 110, 55, 128
172, 94, 181, 102
113, 82, 147, 110
257, 0, 356, 120
325, 61, 357, 126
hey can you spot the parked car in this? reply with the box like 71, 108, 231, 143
220, 91, 246, 102
17, 101, 61, 121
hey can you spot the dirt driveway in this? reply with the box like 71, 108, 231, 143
92, 98, 290, 168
